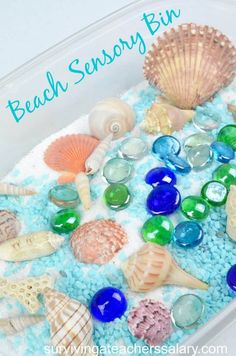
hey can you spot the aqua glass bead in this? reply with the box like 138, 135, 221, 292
51, 208, 80, 234
103, 158, 133, 184
165, 154, 191, 175
141, 216, 174, 245
226, 265, 236, 292
211, 141, 235, 163
145, 167, 177, 187
181, 196, 210, 220
146, 185, 181, 215
90, 287, 127, 322
152, 135, 181, 160
193, 111, 221, 131
201, 180, 228, 207
48, 185, 79, 208
187, 144, 213, 171
173, 221, 203, 248
184, 133, 214, 153
213, 163, 236, 188
118, 137, 148, 160
103, 183, 131, 210
217, 124, 236, 150
171, 294, 204, 329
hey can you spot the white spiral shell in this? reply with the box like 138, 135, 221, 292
226, 185, 236, 241
75, 172, 91, 210
85, 134, 113, 175
0, 315, 45, 335
0, 183, 36, 196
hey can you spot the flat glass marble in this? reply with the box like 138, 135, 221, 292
193, 111, 221, 132
187, 144, 213, 171
146, 185, 181, 215
145, 167, 177, 187
181, 196, 210, 220
90, 287, 127, 322
103, 158, 133, 184
141, 215, 174, 245
217, 124, 236, 151
51, 208, 80, 234
211, 141, 235, 163
226, 264, 236, 292
184, 133, 214, 153
118, 137, 148, 160
171, 294, 204, 329
152, 135, 181, 160
201, 180, 228, 207
165, 154, 191, 175
48, 184, 79, 208
213, 163, 236, 188
173, 221, 203, 248
103, 183, 131, 210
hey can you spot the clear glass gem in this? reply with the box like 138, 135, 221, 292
118, 137, 148, 160
48, 185, 79, 208
201, 180, 228, 207
103, 158, 133, 184
187, 144, 213, 171
193, 111, 221, 131
184, 133, 214, 153
152, 135, 181, 161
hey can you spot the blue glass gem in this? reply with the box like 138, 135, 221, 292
146, 185, 181, 215
152, 135, 181, 161
165, 154, 191, 175
145, 167, 177, 187
211, 141, 235, 163
226, 265, 236, 292
90, 287, 127, 322
173, 221, 204, 248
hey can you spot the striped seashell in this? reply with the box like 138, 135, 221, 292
0, 183, 36, 196
226, 185, 236, 241
0, 210, 21, 243
75, 172, 91, 210
122, 243, 208, 292
0, 315, 45, 335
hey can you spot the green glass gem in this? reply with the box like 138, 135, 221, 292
141, 216, 174, 246
48, 185, 79, 208
201, 180, 228, 207
51, 208, 80, 233
181, 196, 210, 220
213, 163, 236, 188
103, 183, 131, 210
217, 124, 236, 151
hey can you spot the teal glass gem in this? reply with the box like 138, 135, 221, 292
193, 110, 221, 132
211, 141, 235, 163
141, 216, 174, 246
103, 158, 133, 184
181, 196, 210, 220
217, 124, 236, 151
152, 135, 181, 161
201, 180, 228, 207
103, 183, 131, 210
165, 154, 191, 175
173, 221, 203, 248
213, 163, 236, 188
187, 144, 213, 171
48, 184, 79, 208
51, 208, 80, 234
118, 137, 148, 160
184, 133, 214, 153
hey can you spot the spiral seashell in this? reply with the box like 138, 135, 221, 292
0, 231, 64, 262
71, 219, 127, 265
0, 183, 36, 196
0, 210, 21, 244
85, 134, 113, 175
228, 104, 236, 121
122, 243, 208, 291
88, 98, 135, 140
0, 315, 45, 335
75, 172, 91, 210
144, 23, 236, 109
226, 185, 236, 241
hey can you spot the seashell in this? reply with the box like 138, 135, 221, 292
122, 243, 208, 291
88, 98, 135, 140
228, 104, 236, 121
128, 299, 172, 346
58, 172, 76, 184
0, 231, 64, 262
141, 102, 194, 135
0, 210, 21, 243
85, 133, 113, 175
226, 185, 236, 241
44, 288, 96, 356
0, 275, 54, 314
0, 315, 45, 335
0, 183, 36, 196
144, 23, 236, 109
71, 219, 127, 265
75, 172, 91, 210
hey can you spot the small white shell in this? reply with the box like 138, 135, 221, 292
0, 183, 36, 196
75, 172, 91, 210
226, 185, 236, 241
85, 134, 113, 175
0, 315, 45, 335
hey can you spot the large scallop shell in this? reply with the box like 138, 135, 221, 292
122, 243, 208, 291
226, 185, 236, 241
0, 315, 45, 335
88, 98, 135, 140
144, 23, 236, 109
0, 183, 36, 196
71, 219, 127, 265
0, 210, 21, 243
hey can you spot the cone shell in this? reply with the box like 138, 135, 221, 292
0, 315, 45, 335
89, 98, 135, 140
122, 243, 208, 291
75, 172, 91, 210
0, 210, 21, 244
228, 104, 236, 121
144, 23, 236, 109
226, 185, 236, 241
71, 219, 127, 265
0, 183, 36, 196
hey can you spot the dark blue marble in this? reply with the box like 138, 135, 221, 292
146, 185, 181, 215
211, 141, 235, 163
226, 265, 236, 292
165, 154, 191, 175
145, 167, 177, 187
173, 221, 204, 248
152, 135, 181, 160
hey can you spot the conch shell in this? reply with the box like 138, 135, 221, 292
228, 104, 236, 121
0, 315, 45, 335
144, 23, 236, 109
75, 172, 91, 210
122, 243, 208, 291
0, 231, 64, 261
85, 134, 113, 175
141, 102, 194, 135
0, 183, 36, 196
226, 185, 236, 241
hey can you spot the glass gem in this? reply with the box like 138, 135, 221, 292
201, 180, 228, 207
152, 135, 181, 160
184, 133, 214, 153
48, 184, 79, 208
217, 124, 236, 151
165, 154, 191, 175
211, 141, 235, 163
103, 158, 133, 184
193, 111, 221, 131
141, 216, 174, 246
226, 265, 236, 292
118, 137, 148, 160
181, 196, 210, 220
171, 294, 204, 329
90, 287, 127, 322
146, 185, 181, 215
187, 144, 213, 171
173, 221, 204, 248
103, 183, 131, 210
51, 208, 80, 233
145, 167, 177, 187
213, 163, 236, 189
